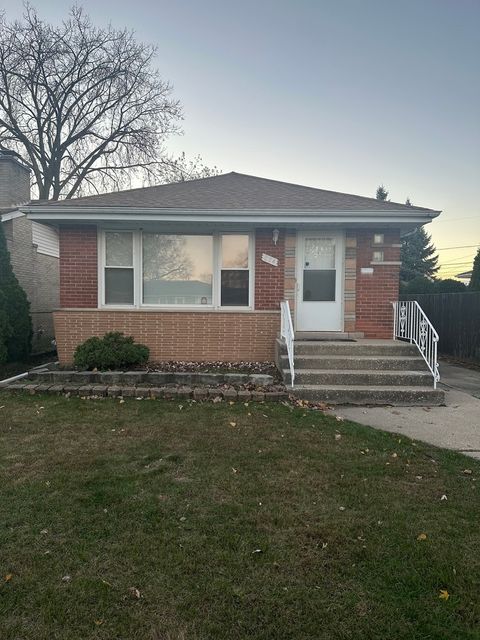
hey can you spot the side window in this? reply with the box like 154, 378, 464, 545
220, 235, 250, 306
104, 232, 134, 304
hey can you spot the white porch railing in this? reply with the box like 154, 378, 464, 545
392, 300, 440, 388
280, 300, 295, 387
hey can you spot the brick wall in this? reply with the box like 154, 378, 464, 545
0, 155, 30, 208
6, 215, 59, 353
59, 225, 98, 308
254, 228, 285, 310
54, 310, 280, 364
355, 229, 401, 338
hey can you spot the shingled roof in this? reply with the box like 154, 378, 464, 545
34, 172, 439, 214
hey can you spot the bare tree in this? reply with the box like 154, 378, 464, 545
0, 6, 188, 200
142, 235, 193, 282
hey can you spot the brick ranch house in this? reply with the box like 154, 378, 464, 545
21, 172, 441, 397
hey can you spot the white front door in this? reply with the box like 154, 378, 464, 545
296, 232, 344, 332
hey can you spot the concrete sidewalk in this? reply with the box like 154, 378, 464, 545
329, 361, 480, 459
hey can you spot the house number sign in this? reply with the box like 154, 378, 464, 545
261, 253, 278, 267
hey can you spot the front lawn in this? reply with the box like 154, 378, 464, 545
1, 395, 479, 639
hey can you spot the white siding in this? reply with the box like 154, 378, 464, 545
32, 221, 59, 258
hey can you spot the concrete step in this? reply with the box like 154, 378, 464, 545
294, 331, 364, 340
291, 385, 445, 406
281, 354, 428, 371
284, 369, 432, 386
293, 340, 418, 356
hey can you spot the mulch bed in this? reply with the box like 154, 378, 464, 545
141, 360, 282, 380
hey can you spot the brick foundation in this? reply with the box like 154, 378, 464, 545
54, 310, 280, 365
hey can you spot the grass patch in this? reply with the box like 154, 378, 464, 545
0, 395, 479, 639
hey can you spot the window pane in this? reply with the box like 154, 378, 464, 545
221, 270, 249, 306
304, 237, 334, 269
303, 270, 336, 301
222, 235, 249, 268
106, 232, 133, 266
105, 268, 134, 304
142, 234, 213, 305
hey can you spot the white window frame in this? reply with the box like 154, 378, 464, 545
98, 229, 255, 311
217, 233, 254, 309
99, 230, 138, 308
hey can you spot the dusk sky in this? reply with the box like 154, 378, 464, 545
2, 0, 479, 277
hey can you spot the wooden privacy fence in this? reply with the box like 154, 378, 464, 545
400, 292, 480, 362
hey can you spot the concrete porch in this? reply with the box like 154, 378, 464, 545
276, 337, 445, 406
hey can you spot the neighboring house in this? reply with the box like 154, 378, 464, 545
0, 153, 59, 354
22, 172, 443, 404
456, 270, 472, 284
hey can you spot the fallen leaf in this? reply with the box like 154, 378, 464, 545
4, 574, 13, 582
40, 529, 48, 535
94, 620, 104, 626
229, 422, 237, 427
252, 549, 262, 554
441, 494, 448, 501
391, 453, 398, 459
62, 575, 72, 583
463, 469, 473, 475
335, 433, 342, 441
417, 533, 427, 541
128, 586, 141, 599
439, 589, 449, 601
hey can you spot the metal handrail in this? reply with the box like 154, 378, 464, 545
280, 300, 295, 387
392, 300, 440, 388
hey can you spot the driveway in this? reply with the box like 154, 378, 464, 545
329, 361, 480, 460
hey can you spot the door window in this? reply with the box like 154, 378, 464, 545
303, 237, 336, 302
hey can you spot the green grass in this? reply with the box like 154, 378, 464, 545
0, 395, 479, 639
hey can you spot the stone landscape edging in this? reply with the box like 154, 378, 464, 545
1, 368, 288, 402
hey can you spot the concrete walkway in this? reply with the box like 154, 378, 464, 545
329, 361, 480, 459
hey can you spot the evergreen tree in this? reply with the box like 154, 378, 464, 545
376, 185, 389, 201
435, 278, 467, 293
0, 224, 32, 361
469, 249, 480, 291
400, 227, 439, 283
405, 197, 412, 206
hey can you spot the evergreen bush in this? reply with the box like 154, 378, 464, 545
73, 332, 149, 370
0, 224, 32, 362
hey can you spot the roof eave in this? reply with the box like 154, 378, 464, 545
21, 205, 440, 226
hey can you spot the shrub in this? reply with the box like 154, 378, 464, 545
0, 224, 32, 361
0, 292, 12, 365
73, 332, 149, 370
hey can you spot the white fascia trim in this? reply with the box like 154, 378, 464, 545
1, 210, 24, 222
23, 208, 438, 226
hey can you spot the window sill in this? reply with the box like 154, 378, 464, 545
97, 305, 260, 313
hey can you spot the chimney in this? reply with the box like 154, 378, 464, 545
0, 152, 31, 209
